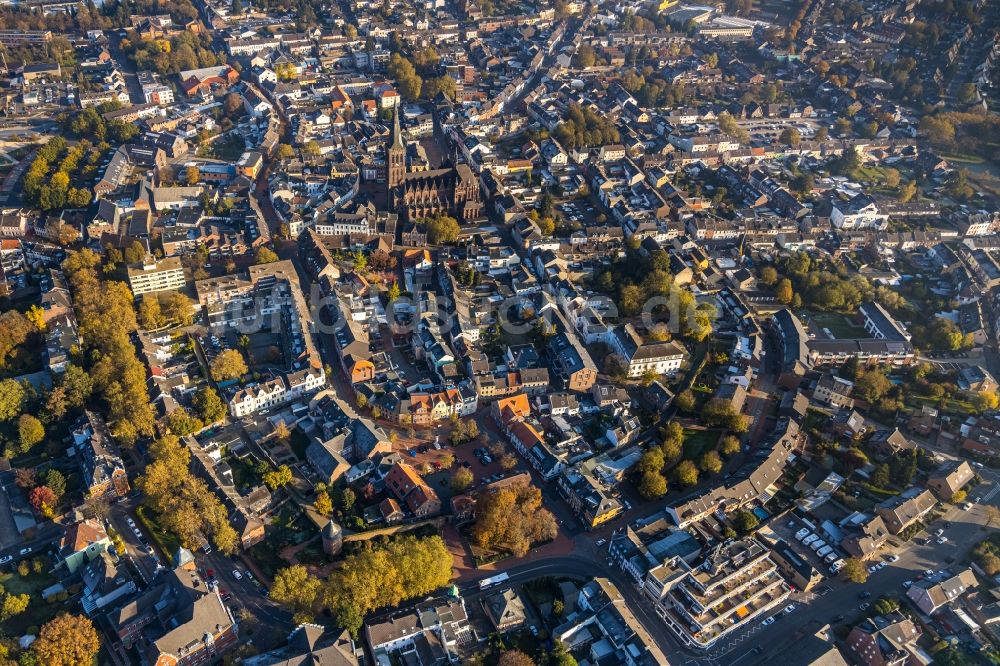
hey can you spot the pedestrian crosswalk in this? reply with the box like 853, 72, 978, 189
981, 482, 1000, 504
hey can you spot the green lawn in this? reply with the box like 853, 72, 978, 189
682, 429, 718, 460
807, 311, 868, 340
136, 505, 182, 557
197, 134, 246, 161
0, 568, 62, 635
940, 152, 986, 165
907, 394, 976, 418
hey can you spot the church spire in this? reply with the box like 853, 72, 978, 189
386, 105, 406, 189
390, 105, 404, 150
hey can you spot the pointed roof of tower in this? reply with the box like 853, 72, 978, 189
390, 105, 404, 150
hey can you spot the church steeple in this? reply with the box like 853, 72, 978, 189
390, 104, 404, 150
386, 105, 406, 188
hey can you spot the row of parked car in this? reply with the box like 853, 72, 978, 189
794, 527, 845, 574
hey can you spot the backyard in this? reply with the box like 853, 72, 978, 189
682, 428, 719, 460
248, 505, 314, 579
806, 311, 869, 340
197, 133, 246, 161
0, 564, 65, 636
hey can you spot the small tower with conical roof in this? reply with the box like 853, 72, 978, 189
322, 519, 343, 556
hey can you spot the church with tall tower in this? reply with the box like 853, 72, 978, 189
383, 107, 482, 223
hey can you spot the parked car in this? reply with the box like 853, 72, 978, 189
19, 548, 31, 556
936, 536, 948, 544
0, 555, 11, 565
232, 569, 243, 580
761, 616, 776, 626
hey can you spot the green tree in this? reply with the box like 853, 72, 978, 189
45, 469, 66, 498
341, 487, 357, 513
18, 414, 45, 451
699, 450, 722, 474
720, 436, 740, 456
165, 408, 203, 436
192, 387, 227, 424
873, 596, 899, 615
270, 565, 321, 623
123, 240, 146, 264
636, 448, 665, 476
779, 127, 801, 146
638, 471, 667, 499
314, 491, 333, 515
451, 467, 474, 492
263, 465, 293, 490
841, 558, 868, 583
0, 379, 26, 421
424, 215, 461, 244
674, 460, 699, 487
422, 75, 456, 101
547, 641, 577, 666
674, 390, 695, 412
387, 53, 422, 100
0, 593, 29, 622
883, 168, 901, 188
733, 510, 759, 533
898, 180, 917, 203
31, 613, 101, 666
324, 535, 453, 636
255, 246, 279, 264
210, 349, 248, 382
660, 421, 684, 459
575, 44, 596, 68
855, 369, 892, 403
162, 292, 194, 326
138, 293, 165, 330
870, 463, 891, 488
759, 266, 778, 286
776, 278, 794, 304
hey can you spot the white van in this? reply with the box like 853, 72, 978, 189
810, 539, 827, 551
824, 552, 839, 563
802, 534, 818, 546
795, 528, 810, 540
816, 545, 833, 557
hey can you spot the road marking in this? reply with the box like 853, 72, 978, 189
980, 483, 1000, 503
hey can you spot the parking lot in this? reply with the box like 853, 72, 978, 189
772, 515, 847, 580
558, 199, 600, 227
